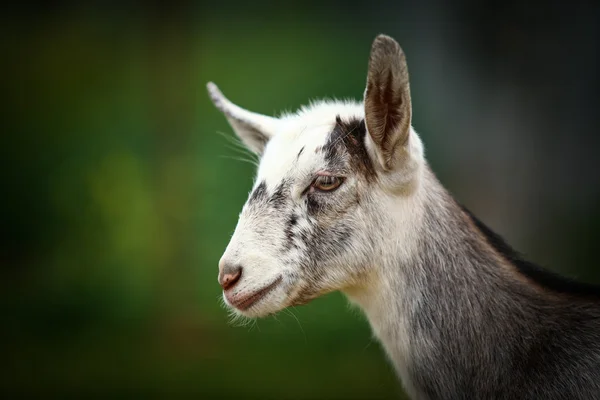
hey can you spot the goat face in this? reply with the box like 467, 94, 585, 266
209, 35, 424, 318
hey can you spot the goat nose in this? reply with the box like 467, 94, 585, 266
219, 265, 242, 290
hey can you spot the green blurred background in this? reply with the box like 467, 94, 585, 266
2, 1, 600, 398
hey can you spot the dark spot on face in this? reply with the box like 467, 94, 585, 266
296, 146, 305, 160
322, 116, 376, 180
269, 181, 287, 209
248, 181, 267, 204
299, 228, 310, 245
249, 180, 290, 210
306, 194, 320, 216
283, 213, 300, 251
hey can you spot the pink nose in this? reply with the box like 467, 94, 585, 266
219, 265, 242, 290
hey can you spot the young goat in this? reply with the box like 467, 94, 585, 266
207, 35, 600, 399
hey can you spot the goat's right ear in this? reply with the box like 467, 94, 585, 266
363, 35, 412, 171
207, 82, 279, 155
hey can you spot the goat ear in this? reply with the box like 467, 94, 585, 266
207, 82, 279, 155
364, 35, 412, 171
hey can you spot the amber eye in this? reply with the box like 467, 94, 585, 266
312, 175, 343, 192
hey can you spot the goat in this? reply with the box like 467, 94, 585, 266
207, 34, 600, 399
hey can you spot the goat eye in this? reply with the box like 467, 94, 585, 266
312, 175, 343, 192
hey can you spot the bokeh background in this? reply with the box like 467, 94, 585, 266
2, 1, 600, 398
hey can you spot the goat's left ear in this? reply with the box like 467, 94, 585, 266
364, 35, 412, 171
207, 82, 280, 155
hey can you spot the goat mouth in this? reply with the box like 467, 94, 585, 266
226, 276, 283, 310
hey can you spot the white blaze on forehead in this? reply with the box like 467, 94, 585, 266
255, 100, 365, 190
257, 124, 330, 189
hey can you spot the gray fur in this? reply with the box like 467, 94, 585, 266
379, 168, 600, 399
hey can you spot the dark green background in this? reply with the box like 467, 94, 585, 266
3, 2, 599, 398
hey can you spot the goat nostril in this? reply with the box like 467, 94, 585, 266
219, 266, 242, 290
